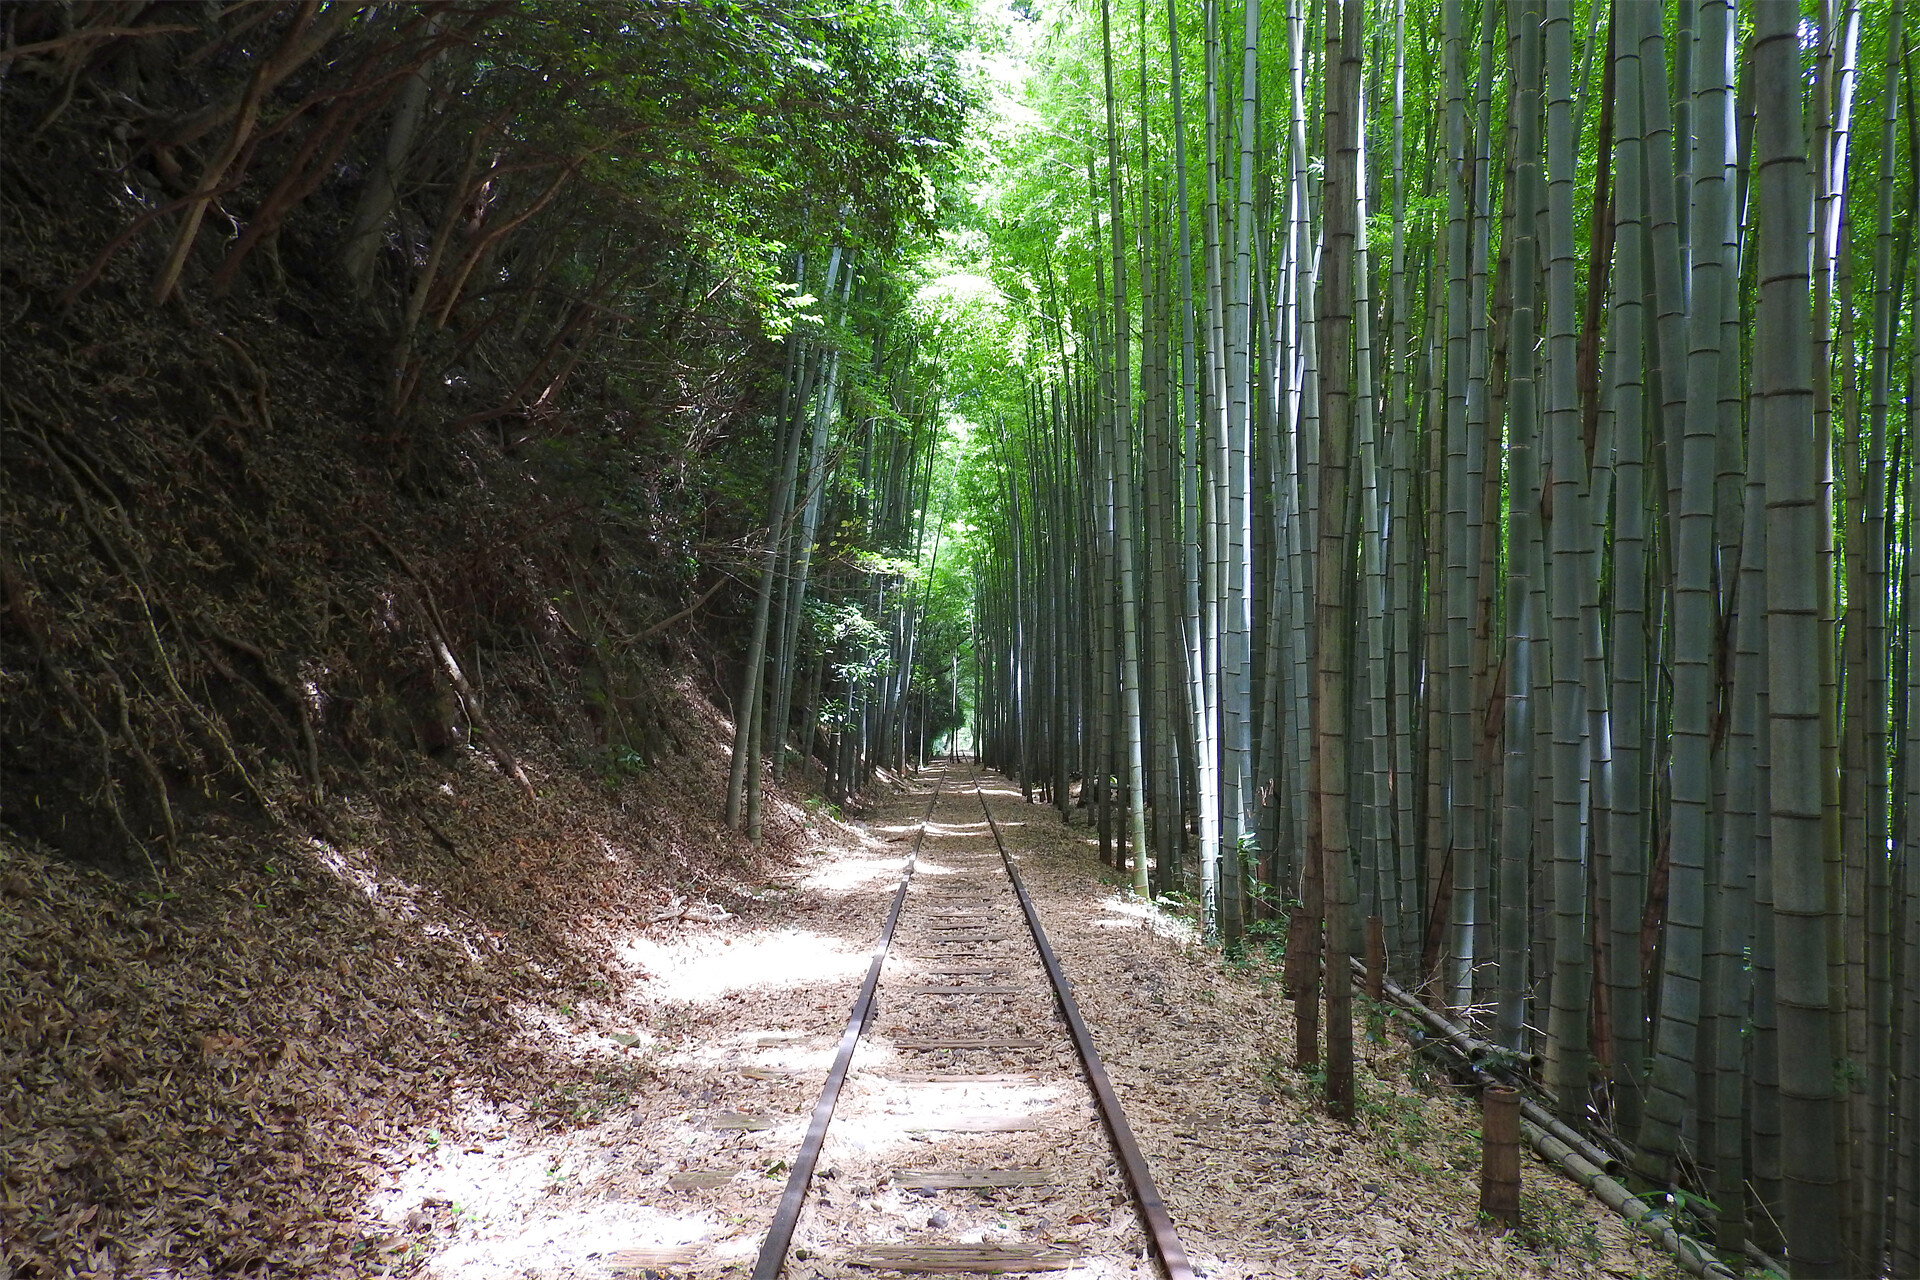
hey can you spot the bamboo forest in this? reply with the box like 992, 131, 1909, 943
939, 3, 1919, 1276
0, 1, 1916, 1278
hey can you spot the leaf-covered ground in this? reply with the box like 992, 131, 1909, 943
6, 746, 1690, 1279
977, 779, 1689, 1280
0, 685, 819, 1278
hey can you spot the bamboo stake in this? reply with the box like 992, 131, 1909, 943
1479, 1085, 1522, 1226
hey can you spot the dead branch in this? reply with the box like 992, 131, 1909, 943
155, 1, 353, 153
1, 552, 160, 873
128, 578, 282, 822
212, 333, 274, 433
359, 521, 538, 803
150, 15, 282, 306
633, 578, 725, 643
390, 99, 519, 416
15, 412, 283, 826
62, 173, 249, 309
108, 675, 178, 848
15, 420, 147, 580
206, 27, 452, 296
205, 628, 322, 801
196, 632, 297, 742
184, 5, 281, 70
429, 158, 581, 331
26, 55, 83, 140
0, 25, 194, 66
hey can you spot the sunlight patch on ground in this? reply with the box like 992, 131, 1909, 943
300, 836, 441, 922
1183, 1255, 1297, 1280
300, 834, 518, 969
849, 1051, 1060, 1110
1094, 894, 1198, 945
857, 1074, 1065, 1115
623, 929, 868, 1003
801, 853, 908, 894
428, 1198, 725, 1277
660, 1034, 839, 1075
503, 1003, 661, 1072
822, 1068, 1068, 1157
368, 1095, 738, 1278
910, 862, 977, 880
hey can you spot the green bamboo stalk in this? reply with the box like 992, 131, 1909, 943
1495, 0, 1542, 1057
1755, 5, 1846, 1271
1606, 2, 1650, 1137
1316, 0, 1362, 1121
1099, 0, 1152, 897
1542, 0, 1589, 1127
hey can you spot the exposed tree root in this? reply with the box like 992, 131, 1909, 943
0, 552, 160, 874
360, 520, 539, 804
205, 625, 322, 801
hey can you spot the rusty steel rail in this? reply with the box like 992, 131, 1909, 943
968, 770, 1196, 1280
751, 774, 945, 1280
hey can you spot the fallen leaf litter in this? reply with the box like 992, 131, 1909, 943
3, 753, 1688, 1280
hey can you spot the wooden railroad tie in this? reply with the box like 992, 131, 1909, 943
893, 1036, 1045, 1050
921, 975, 1006, 982
884, 1072, 1040, 1085
893, 1168, 1055, 1189
611, 1246, 701, 1268
667, 1170, 737, 1191
709, 1111, 777, 1130
844, 1245, 1078, 1273
901, 985, 1021, 995
907, 1115, 1046, 1132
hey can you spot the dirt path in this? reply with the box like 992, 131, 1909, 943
373, 765, 1682, 1280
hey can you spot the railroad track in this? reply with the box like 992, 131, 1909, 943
753, 763, 1193, 1280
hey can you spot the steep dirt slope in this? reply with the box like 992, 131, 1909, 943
0, 683, 841, 1277
1, 51, 801, 1280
